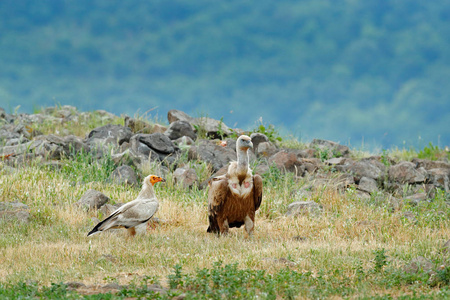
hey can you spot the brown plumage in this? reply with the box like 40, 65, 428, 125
207, 135, 263, 236
87, 175, 165, 237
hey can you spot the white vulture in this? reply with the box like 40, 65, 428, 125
87, 175, 165, 237
207, 135, 263, 235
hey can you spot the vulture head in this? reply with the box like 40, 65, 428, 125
237, 135, 253, 152
146, 175, 166, 186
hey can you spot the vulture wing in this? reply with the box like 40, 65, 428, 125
253, 174, 263, 211
206, 177, 229, 233
87, 198, 158, 236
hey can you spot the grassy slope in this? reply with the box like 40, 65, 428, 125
0, 110, 449, 298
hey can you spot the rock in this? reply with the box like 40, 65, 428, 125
173, 167, 198, 188
86, 124, 132, 148
358, 176, 379, 194
75, 189, 110, 211
110, 165, 138, 186
285, 201, 322, 217
165, 120, 197, 141
412, 158, 450, 172
0, 201, 30, 223
347, 160, 384, 181
129, 135, 161, 161
403, 211, 418, 223
192, 116, 233, 139
403, 192, 428, 206
124, 115, 151, 133
99, 203, 123, 217
168, 109, 194, 124
325, 157, 348, 165
256, 141, 278, 158
388, 161, 427, 184
427, 168, 449, 191
139, 133, 175, 154
188, 140, 236, 172
310, 139, 350, 157
299, 158, 321, 174
403, 256, 435, 274
268, 151, 304, 174
174, 136, 195, 148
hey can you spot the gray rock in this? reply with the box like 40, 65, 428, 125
173, 167, 198, 188
0, 201, 30, 223
348, 160, 384, 181
129, 135, 161, 161
75, 189, 110, 211
256, 141, 278, 158
427, 168, 449, 191
285, 201, 322, 217
139, 133, 175, 154
188, 140, 236, 172
192, 117, 233, 138
325, 157, 348, 165
99, 203, 123, 218
165, 120, 197, 141
403, 192, 428, 206
358, 177, 379, 194
310, 139, 350, 157
168, 109, 194, 124
403, 256, 435, 274
174, 136, 195, 147
268, 151, 304, 174
412, 158, 450, 172
86, 124, 132, 147
110, 165, 138, 186
388, 161, 427, 184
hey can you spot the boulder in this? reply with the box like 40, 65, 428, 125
347, 160, 384, 181
139, 133, 175, 155
268, 151, 304, 174
164, 120, 197, 141
285, 201, 323, 217
173, 167, 198, 188
188, 140, 236, 172
310, 139, 350, 157
256, 141, 278, 158
388, 161, 427, 184
86, 124, 132, 148
168, 109, 194, 124
357, 176, 379, 194
427, 168, 449, 191
75, 189, 110, 211
403, 192, 428, 206
109, 165, 138, 186
0, 201, 30, 223
403, 256, 435, 274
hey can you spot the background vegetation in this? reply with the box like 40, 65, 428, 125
0, 110, 449, 298
1, 0, 449, 150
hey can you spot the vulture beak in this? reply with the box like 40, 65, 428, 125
150, 176, 166, 185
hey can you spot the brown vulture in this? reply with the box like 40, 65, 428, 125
207, 135, 263, 235
87, 175, 165, 237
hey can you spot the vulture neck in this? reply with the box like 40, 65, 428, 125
236, 147, 250, 179
138, 182, 156, 199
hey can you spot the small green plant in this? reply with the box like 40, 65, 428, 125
373, 248, 388, 273
418, 142, 449, 161
252, 118, 282, 143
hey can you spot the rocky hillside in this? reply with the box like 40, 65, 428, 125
1, 105, 449, 213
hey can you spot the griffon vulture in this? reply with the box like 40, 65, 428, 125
87, 175, 165, 237
207, 135, 263, 235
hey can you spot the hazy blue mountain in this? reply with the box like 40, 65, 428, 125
1, 0, 449, 150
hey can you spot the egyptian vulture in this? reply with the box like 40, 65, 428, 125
207, 135, 263, 235
87, 175, 165, 237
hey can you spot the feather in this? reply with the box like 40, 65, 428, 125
87, 175, 164, 237
207, 135, 263, 235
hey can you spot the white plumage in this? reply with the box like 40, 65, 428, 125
87, 175, 164, 237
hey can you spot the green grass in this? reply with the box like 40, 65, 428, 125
1, 108, 450, 298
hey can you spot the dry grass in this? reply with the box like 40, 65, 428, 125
1, 163, 449, 298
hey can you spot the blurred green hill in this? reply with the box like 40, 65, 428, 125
0, 0, 449, 150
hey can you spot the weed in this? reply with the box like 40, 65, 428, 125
418, 142, 449, 161
252, 118, 282, 143
373, 248, 389, 273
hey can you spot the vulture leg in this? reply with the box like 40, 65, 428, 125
244, 215, 254, 236
220, 219, 230, 235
